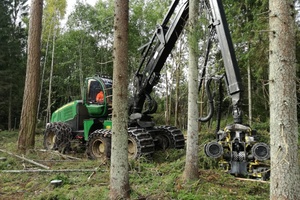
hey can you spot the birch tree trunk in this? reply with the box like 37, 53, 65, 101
38, 18, 53, 122
183, 0, 199, 181
175, 40, 183, 128
79, 37, 84, 100
269, 1, 300, 199
165, 73, 170, 125
46, 24, 57, 123
247, 47, 252, 126
175, 63, 180, 127
18, 0, 43, 152
109, 0, 130, 199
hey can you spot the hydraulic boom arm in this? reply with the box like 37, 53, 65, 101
129, 0, 270, 179
132, 0, 189, 115
131, 0, 243, 124
208, 0, 243, 123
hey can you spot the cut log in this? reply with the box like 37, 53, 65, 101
236, 177, 269, 183
1, 169, 100, 173
0, 149, 50, 169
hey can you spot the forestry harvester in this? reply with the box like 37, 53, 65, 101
43, 74, 185, 160
44, 0, 270, 179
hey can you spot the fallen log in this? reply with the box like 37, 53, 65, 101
34, 159, 82, 162
55, 152, 82, 160
1, 169, 104, 173
0, 149, 50, 169
87, 160, 108, 181
236, 177, 269, 183
38, 149, 82, 160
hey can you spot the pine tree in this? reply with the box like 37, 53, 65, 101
109, 0, 130, 199
18, 0, 43, 152
183, 0, 200, 181
269, 0, 300, 199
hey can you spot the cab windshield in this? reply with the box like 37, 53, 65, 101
86, 77, 113, 104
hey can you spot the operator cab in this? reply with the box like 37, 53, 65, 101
84, 76, 113, 117
86, 76, 112, 104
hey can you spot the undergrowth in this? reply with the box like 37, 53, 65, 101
0, 131, 271, 200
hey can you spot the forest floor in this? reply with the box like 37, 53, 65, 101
0, 131, 270, 200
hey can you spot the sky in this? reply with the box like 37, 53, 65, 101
27, 0, 98, 25
62, 0, 97, 24
27, 0, 98, 16
66, 0, 97, 15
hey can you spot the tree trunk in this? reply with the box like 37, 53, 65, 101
37, 46, 47, 122
183, 0, 199, 181
246, 5, 252, 127
247, 57, 252, 126
46, 24, 57, 123
174, 40, 182, 128
109, 0, 130, 199
79, 36, 84, 100
165, 73, 170, 125
269, 1, 300, 199
38, 17, 53, 122
168, 88, 172, 123
18, 0, 43, 153
8, 85, 12, 131
175, 64, 179, 127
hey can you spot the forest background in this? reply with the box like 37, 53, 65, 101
0, 0, 300, 133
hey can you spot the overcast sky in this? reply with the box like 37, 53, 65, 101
28, 0, 98, 16
27, 0, 98, 25
62, 0, 97, 23
65, 0, 97, 15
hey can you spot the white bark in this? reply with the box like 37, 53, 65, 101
46, 21, 57, 123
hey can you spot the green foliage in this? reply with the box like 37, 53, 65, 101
0, 157, 18, 170
0, 0, 28, 130
42, 0, 67, 43
128, 0, 173, 76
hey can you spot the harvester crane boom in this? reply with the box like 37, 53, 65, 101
131, 0, 243, 124
132, 0, 189, 115
208, 0, 243, 123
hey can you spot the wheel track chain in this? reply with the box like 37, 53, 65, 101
157, 125, 185, 149
88, 129, 112, 139
86, 129, 112, 159
44, 122, 72, 153
87, 128, 154, 159
128, 128, 155, 157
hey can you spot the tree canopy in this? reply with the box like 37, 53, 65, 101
0, 0, 299, 135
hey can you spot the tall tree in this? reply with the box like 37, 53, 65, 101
18, 0, 43, 152
38, 0, 66, 122
183, 0, 199, 181
109, 0, 130, 199
269, 0, 300, 199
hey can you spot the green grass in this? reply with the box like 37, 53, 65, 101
0, 131, 270, 200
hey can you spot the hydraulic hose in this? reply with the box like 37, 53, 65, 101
199, 78, 214, 122
143, 93, 158, 115
215, 78, 223, 137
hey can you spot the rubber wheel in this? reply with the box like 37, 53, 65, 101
157, 126, 185, 149
44, 129, 56, 150
154, 134, 172, 150
43, 122, 72, 153
87, 131, 111, 160
128, 136, 138, 160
